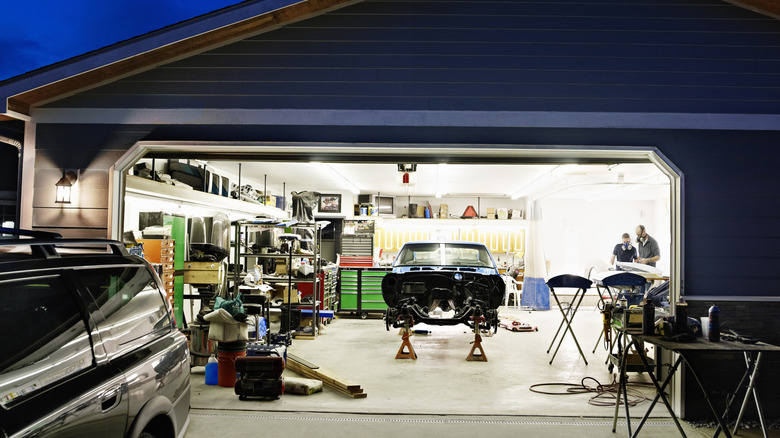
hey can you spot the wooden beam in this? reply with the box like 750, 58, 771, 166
723, 0, 780, 19
287, 354, 367, 398
7, 0, 360, 116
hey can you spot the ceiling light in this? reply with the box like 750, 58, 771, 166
311, 163, 361, 194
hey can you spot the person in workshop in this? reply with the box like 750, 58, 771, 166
635, 224, 660, 267
610, 232, 637, 270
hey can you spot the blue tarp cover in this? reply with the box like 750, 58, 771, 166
521, 277, 551, 310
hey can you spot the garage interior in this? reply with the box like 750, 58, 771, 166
109, 143, 723, 436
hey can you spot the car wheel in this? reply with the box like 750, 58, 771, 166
360, 312, 368, 319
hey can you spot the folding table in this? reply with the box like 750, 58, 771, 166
612, 332, 780, 438
546, 274, 593, 365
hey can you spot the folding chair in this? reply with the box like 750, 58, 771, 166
546, 274, 593, 365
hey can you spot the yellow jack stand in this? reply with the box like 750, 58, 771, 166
467, 316, 488, 362
395, 318, 417, 360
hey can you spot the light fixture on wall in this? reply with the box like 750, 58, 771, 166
55, 170, 78, 204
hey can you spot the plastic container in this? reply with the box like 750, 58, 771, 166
708, 304, 720, 342
217, 341, 247, 388
205, 355, 218, 385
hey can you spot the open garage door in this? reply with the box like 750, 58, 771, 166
110, 141, 683, 417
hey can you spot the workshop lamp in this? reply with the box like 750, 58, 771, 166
55, 170, 77, 204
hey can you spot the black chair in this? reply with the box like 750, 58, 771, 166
546, 274, 593, 365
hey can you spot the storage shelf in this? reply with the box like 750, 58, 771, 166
126, 175, 287, 218
263, 277, 315, 284
239, 253, 315, 259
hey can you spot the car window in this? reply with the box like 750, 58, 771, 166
78, 266, 171, 357
395, 243, 495, 268
0, 275, 94, 407
396, 243, 441, 266
444, 245, 493, 267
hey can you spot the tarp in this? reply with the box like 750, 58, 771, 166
520, 199, 550, 310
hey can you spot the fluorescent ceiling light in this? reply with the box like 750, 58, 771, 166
310, 162, 361, 194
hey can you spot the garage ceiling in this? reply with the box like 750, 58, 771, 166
206, 161, 669, 201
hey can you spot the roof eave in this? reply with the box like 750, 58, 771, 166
0, 0, 361, 119
724, 0, 780, 19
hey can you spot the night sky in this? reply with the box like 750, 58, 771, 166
0, 0, 242, 81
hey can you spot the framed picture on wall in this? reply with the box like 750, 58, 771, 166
319, 194, 342, 212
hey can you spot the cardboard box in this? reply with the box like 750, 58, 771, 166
272, 285, 299, 303
416, 205, 426, 218
439, 204, 449, 217
487, 208, 496, 219
275, 258, 288, 275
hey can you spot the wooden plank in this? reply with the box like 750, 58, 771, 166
286, 355, 365, 397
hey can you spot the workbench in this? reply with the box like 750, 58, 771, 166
612, 331, 780, 438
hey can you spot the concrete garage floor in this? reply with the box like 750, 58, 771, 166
185, 306, 773, 437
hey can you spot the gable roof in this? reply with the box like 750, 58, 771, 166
0, 0, 359, 121
1, 0, 777, 123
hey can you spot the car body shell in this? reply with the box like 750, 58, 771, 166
382, 241, 504, 330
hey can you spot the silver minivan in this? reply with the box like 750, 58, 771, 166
0, 229, 190, 438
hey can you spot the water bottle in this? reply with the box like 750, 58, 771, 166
708, 304, 720, 342
205, 355, 218, 385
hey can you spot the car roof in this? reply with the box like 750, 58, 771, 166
0, 228, 136, 269
399, 240, 489, 248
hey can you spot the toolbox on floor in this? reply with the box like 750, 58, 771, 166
234, 356, 285, 400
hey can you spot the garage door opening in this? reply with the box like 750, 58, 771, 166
110, 141, 683, 417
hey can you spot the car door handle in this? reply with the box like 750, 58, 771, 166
101, 387, 123, 412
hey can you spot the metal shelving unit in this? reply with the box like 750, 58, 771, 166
232, 219, 322, 340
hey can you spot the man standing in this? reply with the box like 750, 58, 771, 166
635, 224, 660, 267
610, 232, 637, 268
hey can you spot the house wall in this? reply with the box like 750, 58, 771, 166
23, 0, 780, 419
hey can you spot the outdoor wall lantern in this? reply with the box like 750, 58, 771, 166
55, 170, 78, 204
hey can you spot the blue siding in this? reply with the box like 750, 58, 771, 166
45, 0, 780, 114
35, 0, 780, 297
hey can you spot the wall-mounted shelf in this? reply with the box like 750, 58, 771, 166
125, 175, 287, 219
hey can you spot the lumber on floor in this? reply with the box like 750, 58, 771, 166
287, 354, 367, 399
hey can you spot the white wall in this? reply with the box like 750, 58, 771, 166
540, 198, 670, 278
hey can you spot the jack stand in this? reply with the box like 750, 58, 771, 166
467, 316, 488, 362
395, 318, 417, 360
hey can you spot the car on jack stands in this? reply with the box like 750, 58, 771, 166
0, 228, 190, 438
382, 241, 504, 332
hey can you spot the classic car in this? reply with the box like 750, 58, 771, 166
382, 241, 504, 332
